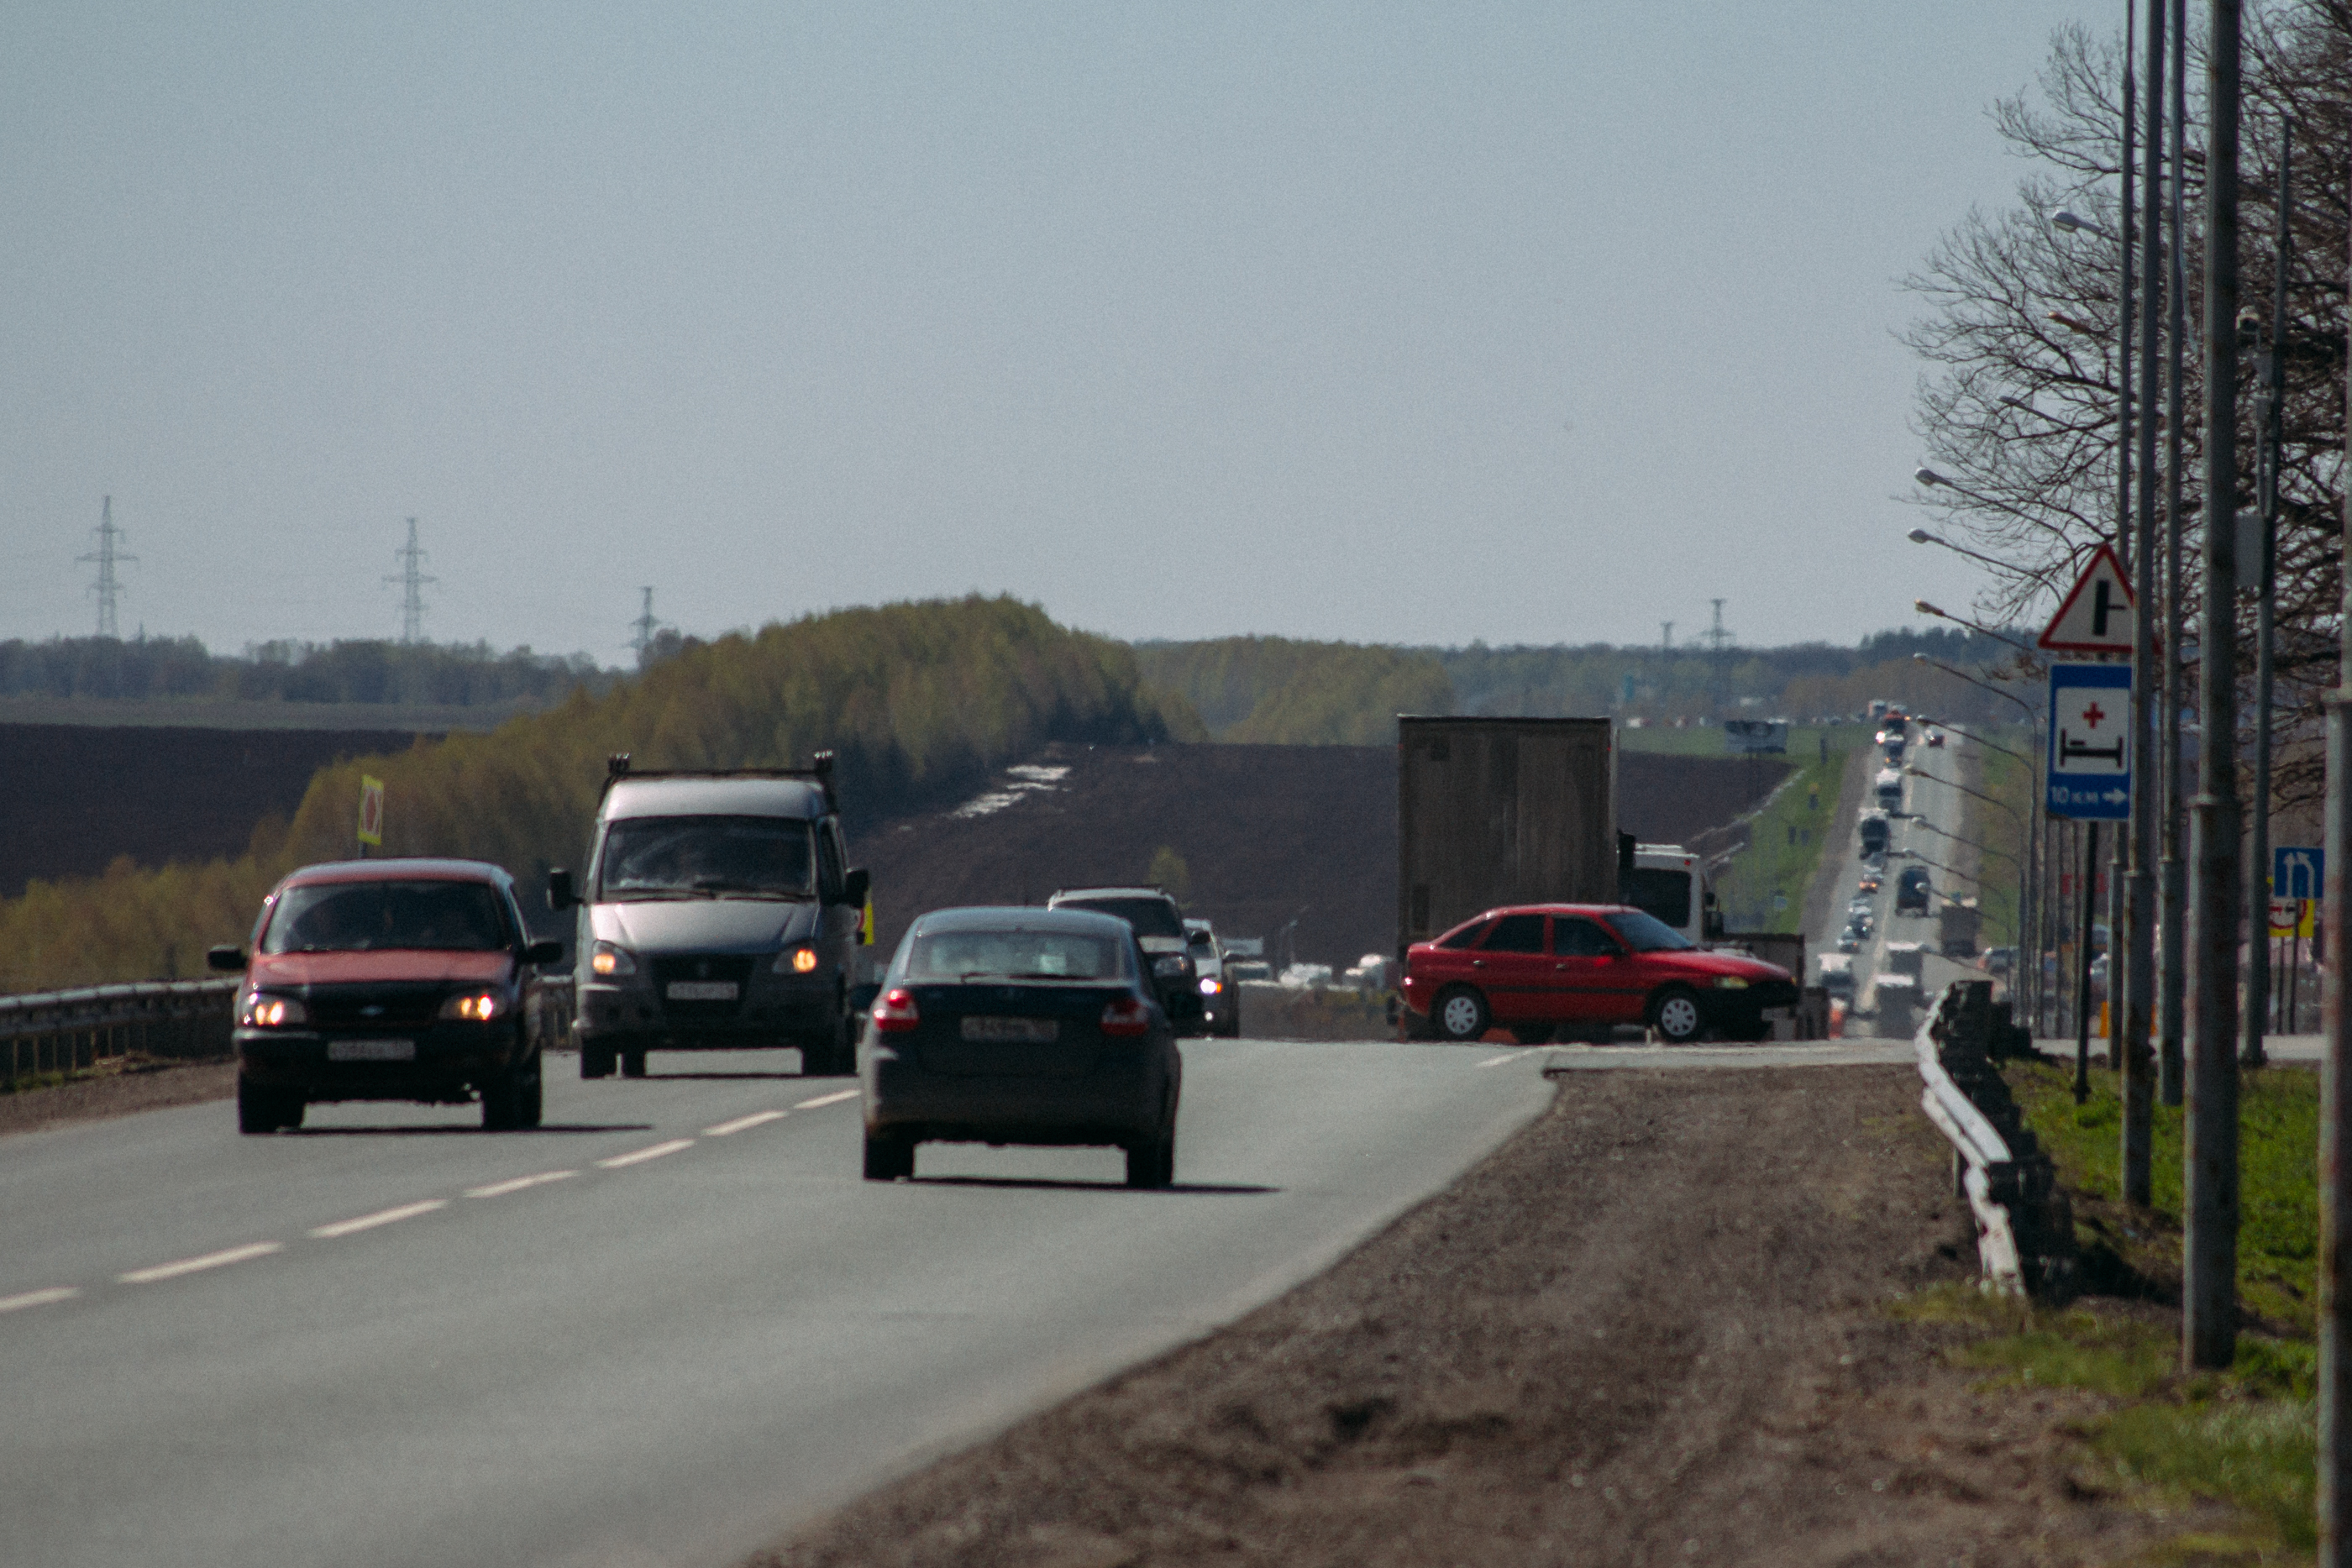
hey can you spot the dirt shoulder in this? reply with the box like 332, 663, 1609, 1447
0, 1059, 235, 1138
753, 1066, 2202, 1568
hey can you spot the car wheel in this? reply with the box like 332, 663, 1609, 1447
1509, 1024, 1554, 1046
1650, 986, 1704, 1045
863, 1130, 915, 1181
236, 1075, 299, 1135
621, 1049, 648, 1078
581, 1045, 615, 1079
1433, 986, 1489, 1043
1126, 1130, 1174, 1189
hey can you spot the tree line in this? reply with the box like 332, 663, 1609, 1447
0, 634, 612, 707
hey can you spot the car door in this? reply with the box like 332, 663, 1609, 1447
1550, 915, 1639, 1025
1467, 912, 1550, 1021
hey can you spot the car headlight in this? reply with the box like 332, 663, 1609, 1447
590, 941, 637, 978
239, 993, 307, 1028
439, 990, 502, 1021
1199, 977, 1221, 995
1713, 977, 1750, 989
1152, 955, 1188, 978
774, 945, 820, 975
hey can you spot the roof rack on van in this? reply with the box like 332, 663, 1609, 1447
596, 749, 840, 809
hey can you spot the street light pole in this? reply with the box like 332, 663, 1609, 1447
2244, 124, 2289, 1071
2320, 76, 2352, 1561
2186, 0, 2243, 1374
2160, 0, 2190, 1108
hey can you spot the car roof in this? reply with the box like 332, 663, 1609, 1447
1457, 904, 1651, 921
909, 905, 1140, 937
1048, 886, 1173, 904
279, 857, 513, 889
602, 776, 827, 821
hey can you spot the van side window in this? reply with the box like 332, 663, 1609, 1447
816, 821, 845, 902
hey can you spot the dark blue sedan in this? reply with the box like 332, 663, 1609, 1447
858, 906, 1182, 1188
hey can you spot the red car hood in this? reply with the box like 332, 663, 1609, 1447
1646, 948, 1791, 983
248, 951, 513, 987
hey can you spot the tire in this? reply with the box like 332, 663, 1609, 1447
236, 1075, 300, 1135
804, 1013, 855, 1077
1509, 1024, 1554, 1046
863, 1130, 915, 1181
483, 1051, 543, 1130
1126, 1128, 1174, 1189
621, 1049, 648, 1079
1433, 986, 1489, 1043
581, 1045, 616, 1079
1650, 986, 1704, 1045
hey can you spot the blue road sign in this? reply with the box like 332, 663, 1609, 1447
2045, 662, 2131, 821
2274, 845, 2324, 902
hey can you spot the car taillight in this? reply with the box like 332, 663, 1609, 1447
1100, 996, 1151, 1037
871, 988, 920, 1033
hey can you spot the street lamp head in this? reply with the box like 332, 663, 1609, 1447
2051, 209, 2089, 233
1915, 599, 1946, 619
1911, 653, 1929, 663
1914, 467, 1945, 488
1907, 527, 1935, 545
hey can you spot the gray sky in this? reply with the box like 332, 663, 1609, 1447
1, 2, 2101, 662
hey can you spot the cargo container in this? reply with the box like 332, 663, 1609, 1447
1396, 716, 1616, 953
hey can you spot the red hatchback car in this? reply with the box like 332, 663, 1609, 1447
1402, 904, 1797, 1045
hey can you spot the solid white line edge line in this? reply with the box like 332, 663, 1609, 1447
794, 1088, 858, 1109
119, 1241, 284, 1286
1476, 1052, 1518, 1067
309, 1198, 449, 1240
596, 1138, 696, 1169
0, 1286, 79, 1314
704, 1109, 787, 1137
465, 1169, 580, 1198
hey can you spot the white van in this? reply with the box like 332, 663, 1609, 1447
1625, 844, 1719, 947
1874, 768, 1904, 812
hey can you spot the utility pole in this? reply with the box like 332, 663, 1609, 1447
384, 518, 436, 645
1661, 621, 1673, 653
2119, 0, 2156, 1209
2160, 0, 2189, 1106
632, 588, 660, 666
2244, 124, 2289, 1071
2185, 0, 2242, 1374
77, 496, 135, 639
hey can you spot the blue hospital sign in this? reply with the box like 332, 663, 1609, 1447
2045, 662, 2131, 821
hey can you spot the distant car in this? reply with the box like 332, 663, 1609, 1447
1981, 946, 2015, 976
213, 858, 563, 1134
1046, 886, 1203, 1027
1184, 918, 1241, 1037
1857, 871, 1882, 894
859, 906, 1183, 1188
1896, 866, 1933, 914
1926, 729, 1946, 748
1859, 813, 1892, 857
1836, 929, 1861, 955
1401, 904, 1798, 1046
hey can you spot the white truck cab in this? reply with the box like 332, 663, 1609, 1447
1625, 843, 1720, 947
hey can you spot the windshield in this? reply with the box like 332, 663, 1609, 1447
902, 927, 1126, 981
264, 880, 512, 954
1058, 896, 1184, 939
597, 815, 815, 900
1623, 867, 1692, 929
1604, 910, 1696, 952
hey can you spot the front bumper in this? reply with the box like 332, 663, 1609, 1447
575, 973, 836, 1047
236, 1022, 520, 1104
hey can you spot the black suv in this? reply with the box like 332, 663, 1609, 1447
1895, 865, 1934, 915
1044, 886, 1204, 1029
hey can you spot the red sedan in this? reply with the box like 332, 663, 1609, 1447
1402, 904, 1798, 1045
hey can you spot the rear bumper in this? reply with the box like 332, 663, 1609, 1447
236, 1024, 520, 1103
861, 1039, 1170, 1146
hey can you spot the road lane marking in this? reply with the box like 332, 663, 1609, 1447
704, 1109, 787, 1136
119, 1241, 283, 1285
0, 1287, 78, 1314
466, 1169, 580, 1198
1476, 1052, 1517, 1067
309, 1199, 448, 1240
596, 1138, 695, 1169
794, 1089, 858, 1109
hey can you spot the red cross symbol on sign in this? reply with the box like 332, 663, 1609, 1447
2081, 702, 2106, 729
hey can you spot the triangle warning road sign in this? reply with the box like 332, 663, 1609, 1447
2039, 543, 2137, 653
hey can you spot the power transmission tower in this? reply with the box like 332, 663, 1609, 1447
384, 518, 436, 644
78, 496, 136, 638
1703, 599, 1735, 713
631, 587, 661, 665
1660, 621, 1673, 653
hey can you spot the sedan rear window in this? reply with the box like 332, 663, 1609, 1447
265, 881, 511, 954
904, 929, 1125, 981
1058, 897, 1184, 939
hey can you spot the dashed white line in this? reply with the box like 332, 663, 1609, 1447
794, 1088, 858, 1109
466, 1169, 580, 1198
0, 1286, 78, 1314
119, 1241, 284, 1286
1476, 1052, 1519, 1067
704, 1109, 787, 1137
309, 1199, 448, 1240
596, 1138, 696, 1169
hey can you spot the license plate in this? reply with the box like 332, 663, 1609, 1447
960, 1015, 1059, 1043
665, 981, 739, 1002
328, 1038, 414, 1062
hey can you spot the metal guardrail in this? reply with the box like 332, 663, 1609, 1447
0, 978, 241, 1091
1914, 978, 2071, 1295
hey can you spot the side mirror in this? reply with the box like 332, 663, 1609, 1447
842, 867, 870, 908
207, 945, 247, 973
523, 939, 564, 966
547, 868, 575, 911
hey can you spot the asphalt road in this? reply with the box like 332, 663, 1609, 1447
0, 1038, 1554, 1568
